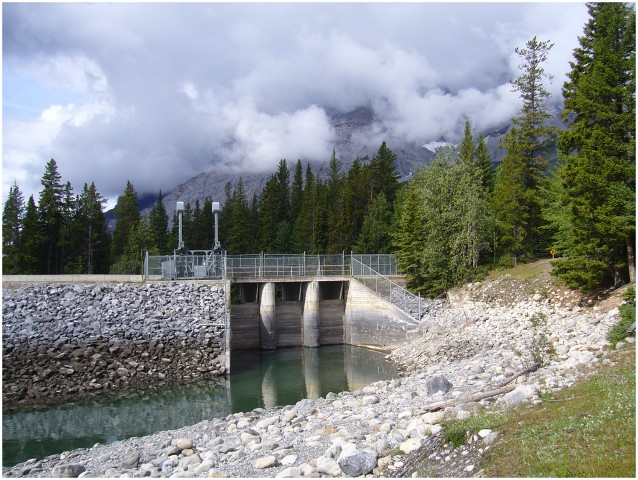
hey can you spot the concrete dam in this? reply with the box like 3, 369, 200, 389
227, 276, 420, 352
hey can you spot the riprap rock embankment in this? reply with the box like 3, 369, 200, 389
2, 282, 227, 410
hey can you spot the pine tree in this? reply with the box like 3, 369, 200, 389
18, 196, 42, 273
76, 183, 110, 273
295, 163, 316, 253
191, 199, 203, 248
492, 36, 556, 262
475, 132, 495, 192
369, 141, 401, 205
258, 176, 281, 252
354, 193, 393, 254
554, 2, 636, 287
111, 180, 140, 265
326, 149, 345, 253
290, 159, 304, 232
149, 190, 169, 254
394, 185, 426, 291
226, 179, 251, 254
38, 159, 65, 274
59, 181, 77, 272
458, 118, 475, 165
2, 181, 24, 273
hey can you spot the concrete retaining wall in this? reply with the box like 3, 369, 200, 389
345, 279, 419, 347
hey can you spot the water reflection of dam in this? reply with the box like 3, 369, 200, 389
3, 345, 396, 467
228, 345, 397, 410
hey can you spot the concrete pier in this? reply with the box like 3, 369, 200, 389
302, 281, 320, 347
259, 282, 277, 350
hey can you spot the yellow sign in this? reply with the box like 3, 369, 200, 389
549, 248, 556, 258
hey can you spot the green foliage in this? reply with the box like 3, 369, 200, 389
38, 159, 65, 273
442, 412, 507, 448
369, 141, 400, 205
607, 286, 636, 346
492, 37, 556, 262
555, 2, 636, 288
395, 146, 490, 296
111, 180, 140, 262
354, 193, 392, 254
551, 257, 612, 290
2, 181, 24, 273
149, 190, 169, 253
18, 196, 42, 273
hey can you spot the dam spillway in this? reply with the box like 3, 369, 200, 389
227, 276, 419, 353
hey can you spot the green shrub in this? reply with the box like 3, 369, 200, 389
550, 257, 612, 290
607, 286, 636, 346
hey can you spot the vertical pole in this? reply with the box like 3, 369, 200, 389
178, 211, 183, 249
214, 210, 219, 248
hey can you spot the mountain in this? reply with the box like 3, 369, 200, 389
134, 103, 565, 219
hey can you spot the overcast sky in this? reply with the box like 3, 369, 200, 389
3, 1, 590, 207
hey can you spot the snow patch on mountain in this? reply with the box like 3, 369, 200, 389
422, 141, 455, 153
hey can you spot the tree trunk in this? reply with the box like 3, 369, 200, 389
627, 236, 636, 285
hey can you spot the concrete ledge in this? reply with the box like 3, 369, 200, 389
3, 274, 146, 284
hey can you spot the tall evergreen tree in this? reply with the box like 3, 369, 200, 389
554, 2, 636, 287
475, 132, 495, 192
354, 193, 393, 254
295, 163, 316, 253
394, 185, 427, 291
38, 159, 65, 274
149, 190, 169, 254
111, 180, 140, 266
2, 181, 24, 273
191, 199, 203, 248
59, 181, 76, 273
326, 149, 346, 253
458, 118, 475, 165
225, 179, 251, 254
369, 141, 401, 206
290, 159, 304, 231
76, 183, 110, 273
18, 196, 42, 273
492, 36, 556, 263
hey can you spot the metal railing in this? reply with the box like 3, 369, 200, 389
145, 252, 399, 281
352, 257, 422, 321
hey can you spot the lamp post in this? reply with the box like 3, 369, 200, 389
176, 201, 185, 250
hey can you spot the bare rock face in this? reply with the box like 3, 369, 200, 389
2, 282, 227, 410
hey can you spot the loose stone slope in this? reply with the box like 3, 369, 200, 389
3, 262, 632, 478
2, 282, 227, 410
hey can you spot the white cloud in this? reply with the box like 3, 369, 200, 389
217, 101, 335, 171
3, 2, 590, 204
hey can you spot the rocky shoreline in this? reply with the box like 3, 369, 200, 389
2, 274, 631, 478
2, 282, 227, 411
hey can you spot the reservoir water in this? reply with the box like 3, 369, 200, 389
2, 345, 397, 467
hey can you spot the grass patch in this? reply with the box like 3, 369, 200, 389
486, 259, 553, 282
481, 346, 635, 477
442, 411, 507, 448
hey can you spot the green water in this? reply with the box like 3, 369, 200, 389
2, 345, 397, 467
